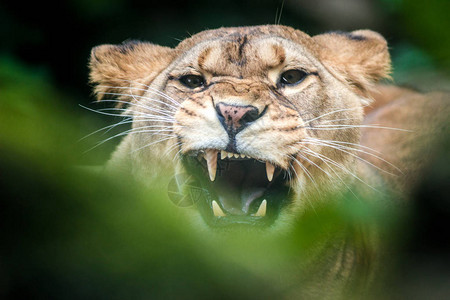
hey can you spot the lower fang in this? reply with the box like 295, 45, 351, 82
212, 200, 226, 217
253, 199, 267, 217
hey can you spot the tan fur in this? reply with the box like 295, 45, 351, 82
87, 24, 449, 223
361, 86, 449, 194
88, 25, 448, 298
90, 42, 175, 106
313, 30, 391, 99
89, 25, 391, 207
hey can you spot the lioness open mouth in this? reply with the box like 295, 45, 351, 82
88, 25, 403, 232
182, 149, 292, 227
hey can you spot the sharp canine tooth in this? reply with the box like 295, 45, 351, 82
221, 151, 226, 160
212, 200, 226, 217
266, 162, 275, 182
254, 199, 267, 217
205, 149, 218, 181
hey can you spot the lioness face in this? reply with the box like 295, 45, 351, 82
90, 26, 390, 228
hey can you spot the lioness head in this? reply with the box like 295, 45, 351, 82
89, 25, 390, 228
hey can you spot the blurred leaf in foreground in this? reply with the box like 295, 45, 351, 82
0, 56, 404, 299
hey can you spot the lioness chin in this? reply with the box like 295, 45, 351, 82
88, 25, 448, 297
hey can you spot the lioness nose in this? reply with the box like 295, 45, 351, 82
216, 103, 261, 132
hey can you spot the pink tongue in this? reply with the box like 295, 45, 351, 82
218, 187, 265, 215
241, 187, 265, 212
216, 175, 267, 215
213, 160, 267, 215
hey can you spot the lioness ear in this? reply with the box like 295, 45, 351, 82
89, 41, 175, 106
313, 30, 391, 98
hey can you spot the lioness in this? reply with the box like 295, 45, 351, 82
88, 25, 448, 297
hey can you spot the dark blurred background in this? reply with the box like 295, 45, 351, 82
1, 0, 449, 299
1, 0, 449, 107
2, 0, 449, 159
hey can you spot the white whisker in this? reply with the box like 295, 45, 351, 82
304, 107, 360, 124
307, 138, 383, 155
165, 141, 182, 155
88, 127, 174, 152
292, 148, 332, 179
301, 147, 361, 201
79, 117, 133, 141
170, 144, 185, 162
101, 95, 178, 113
98, 98, 176, 118
299, 139, 400, 176
304, 137, 402, 174
312, 124, 412, 132
321, 118, 359, 123
288, 154, 320, 214
98, 90, 180, 112
302, 147, 381, 194
131, 136, 177, 154
101, 79, 181, 106
95, 107, 176, 123
80, 105, 174, 124
79, 104, 135, 118
289, 154, 318, 189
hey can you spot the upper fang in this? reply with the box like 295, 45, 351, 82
266, 162, 275, 182
205, 149, 218, 181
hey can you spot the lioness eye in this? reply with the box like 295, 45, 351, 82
279, 70, 307, 86
179, 75, 205, 89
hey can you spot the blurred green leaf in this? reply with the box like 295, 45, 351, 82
0, 56, 403, 299
400, 0, 450, 69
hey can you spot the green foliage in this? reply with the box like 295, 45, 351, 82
0, 57, 403, 299
1, 1, 449, 298
400, 0, 450, 69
